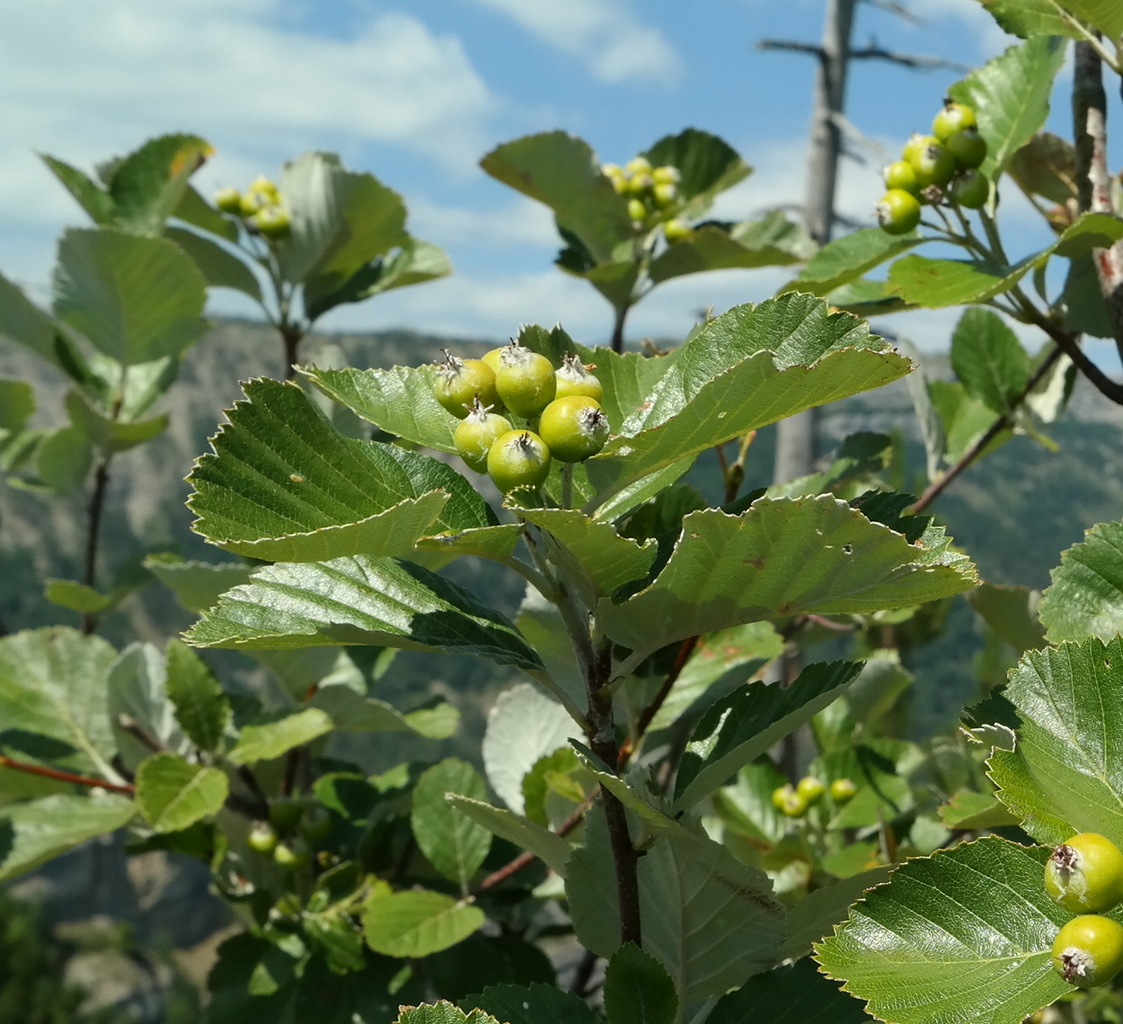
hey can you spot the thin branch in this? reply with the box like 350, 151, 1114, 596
619, 635, 700, 768
476, 795, 593, 892
0, 754, 135, 795
80, 454, 113, 635
910, 344, 1066, 513
756, 39, 825, 59
848, 44, 970, 73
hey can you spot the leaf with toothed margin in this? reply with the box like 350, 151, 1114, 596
187, 377, 497, 561
184, 555, 544, 674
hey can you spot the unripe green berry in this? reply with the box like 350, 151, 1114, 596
663, 218, 693, 244
1045, 833, 1123, 913
433, 351, 499, 419
627, 197, 649, 223
487, 430, 552, 492
652, 182, 678, 208
652, 165, 681, 186
932, 100, 978, 142
909, 142, 956, 188
537, 396, 610, 462
1053, 914, 1123, 987
772, 784, 809, 818
796, 776, 826, 805
876, 189, 921, 235
945, 128, 988, 170
215, 186, 243, 214
830, 778, 857, 804
247, 822, 279, 855
554, 353, 603, 402
495, 344, 556, 418
883, 160, 920, 195
254, 204, 291, 239
454, 399, 513, 473
949, 170, 988, 209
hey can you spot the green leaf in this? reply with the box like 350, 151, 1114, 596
1060, 0, 1123, 39
710, 958, 875, 1024
411, 759, 492, 887
644, 128, 752, 217
226, 708, 334, 765
172, 183, 238, 241
481, 132, 634, 264
64, 387, 167, 453
815, 838, 1069, 1024
604, 943, 677, 1024
1008, 132, 1077, 204
362, 886, 484, 958
782, 227, 922, 298
966, 584, 1046, 655
585, 295, 911, 508
928, 379, 1002, 465
303, 364, 458, 453
482, 683, 578, 814
0, 273, 60, 366
185, 555, 544, 673
970, 0, 1083, 38
988, 636, 1123, 844
446, 795, 573, 878
164, 639, 231, 753
399, 1003, 502, 1024
568, 810, 784, 1003
105, 643, 186, 772
33, 426, 93, 494
938, 790, 1020, 830
166, 226, 263, 300
188, 378, 496, 560
516, 507, 656, 595
950, 308, 1030, 415
53, 228, 207, 365
44, 579, 112, 614
107, 134, 213, 236
0, 627, 119, 780
674, 661, 861, 809
40, 154, 116, 225
782, 867, 893, 961
648, 213, 814, 285
309, 684, 459, 738
461, 983, 600, 1024
600, 498, 976, 664
144, 557, 254, 614
135, 752, 228, 831
0, 379, 34, 433
948, 37, 1068, 180
0, 793, 135, 882
1039, 521, 1123, 643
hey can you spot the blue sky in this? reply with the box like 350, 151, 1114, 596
0, 1, 1069, 350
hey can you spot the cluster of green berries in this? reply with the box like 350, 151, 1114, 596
602, 156, 693, 246
1045, 833, 1123, 987
434, 344, 610, 492
246, 796, 334, 870
877, 99, 989, 235
771, 776, 856, 818
214, 174, 291, 240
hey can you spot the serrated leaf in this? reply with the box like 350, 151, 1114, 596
107, 133, 213, 236
971, 0, 1082, 38
600, 499, 976, 664
988, 636, 1123, 844
815, 838, 1069, 1024
41, 154, 116, 225
411, 759, 491, 887
0, 627, 119, 780
185, 555, 544, 673
446, 795, 573, 878
362, 887, 484, 958
481, 132, 634, 264
585, 295, 910, 508
53, 228, 207, 365
1061, 0, 1123, 39
948, 37, 1068, 180
189, 378, 496, 560
950, 308, 1030, 414
709, 958, 875, 1024
0, 793, 135, 882
937, 790, 1020, 830
398, 1003, 502, 1024
1039, 521, 1123, 643
483, 683, 579, 814
135, 752, 228, 831
164, 639, 230, 753
0, 273, 60, 367
783, 227, 922, 297
226, 708, 333, 765
106, 642, 189, 772
1008, 132, 1078, 204
782, 867, 893, 961
568, 810, 784, 1003
516, 507, 656, 595
604, 943, 677, 1024
461, 983, 600, 1024
674, 661, 861, 809
303, 364, 458, 452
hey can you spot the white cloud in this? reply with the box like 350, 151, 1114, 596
461, 0, 683, 85
0, 2, 495, 195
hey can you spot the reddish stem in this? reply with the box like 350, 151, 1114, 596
0, 754, 135, 795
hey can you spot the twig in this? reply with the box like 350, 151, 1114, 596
910, 344, 1066, 513
80, 454, 113, 635
619, 635, 700, 768
0, 754, 135, 795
